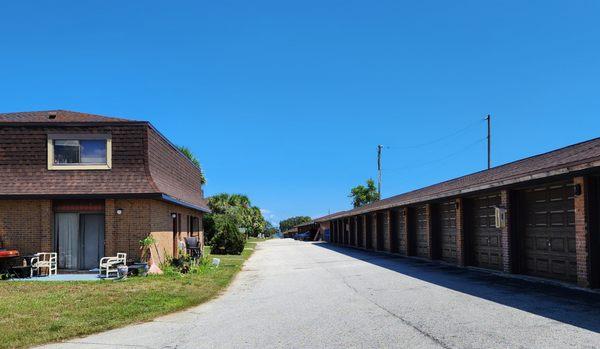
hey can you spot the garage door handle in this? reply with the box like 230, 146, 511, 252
547, 240, 552, 248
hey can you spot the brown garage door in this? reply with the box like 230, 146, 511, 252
357, 215, 364, 248
521, 181, 577, 282
469, 194, 503, 270
415, 205, 429, 258
366, 214, 373, 249
439, 200, 457, 263
390, 208, 403, 253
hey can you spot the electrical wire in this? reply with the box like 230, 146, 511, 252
383, 137, 487, 172
386, 117, 485, 150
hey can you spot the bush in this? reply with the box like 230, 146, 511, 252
202, 214, 217, 244
210, 215, 246, 255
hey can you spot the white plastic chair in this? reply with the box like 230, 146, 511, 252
30, 253, 57, 277
99, 253, 127, 278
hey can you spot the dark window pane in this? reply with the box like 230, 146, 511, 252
54, 140, 79, 164
80, 140, 107, 164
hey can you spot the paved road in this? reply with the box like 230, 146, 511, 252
43, 239, 600, 349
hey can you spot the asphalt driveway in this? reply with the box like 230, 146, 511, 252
42, 239, 600, 348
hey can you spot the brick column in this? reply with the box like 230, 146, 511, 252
455, 198, 466, 267
500, 190, 513, 273
574, 176, 591, 288
105, 199, 116, 255
383, 210, 391, 252
402, 207, 410, 255
426, 204, 434, 259
39, 200, 53, 252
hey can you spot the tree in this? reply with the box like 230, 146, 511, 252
279, 216, 312, 233
349, 178, 380, 208
177, 145, 206, 185
204, 193, 268, 243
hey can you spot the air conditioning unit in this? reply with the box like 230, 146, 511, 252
494, 206, 507, 228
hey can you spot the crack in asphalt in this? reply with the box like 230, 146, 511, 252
338, 275, 452, 349
300, 246, 452, 349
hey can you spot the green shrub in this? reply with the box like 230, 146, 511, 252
203, 214, 217, 244
210, 215, 246, 255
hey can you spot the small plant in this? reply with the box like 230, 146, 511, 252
139, 235, 157, 263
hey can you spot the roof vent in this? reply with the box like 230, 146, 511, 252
48, 112, 57, 120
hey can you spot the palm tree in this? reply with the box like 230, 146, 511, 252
177, 145, 206, 185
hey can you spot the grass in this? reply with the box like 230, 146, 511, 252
0, 238, 263, 349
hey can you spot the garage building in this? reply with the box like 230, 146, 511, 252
317, 137, 600, 289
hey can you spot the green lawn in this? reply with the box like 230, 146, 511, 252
0, 239, 261, 349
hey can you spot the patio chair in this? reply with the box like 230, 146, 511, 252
99, 253, 127, 278
184, 236, 201, 260
30, 252, 57, 277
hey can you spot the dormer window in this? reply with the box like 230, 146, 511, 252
47, 134, 112, 170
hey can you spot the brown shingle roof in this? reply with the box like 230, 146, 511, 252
0, 111, 209, 213
316, 137, 600, 222
0, 110, 136, 124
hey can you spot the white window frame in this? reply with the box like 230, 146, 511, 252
47, 134, 112, 170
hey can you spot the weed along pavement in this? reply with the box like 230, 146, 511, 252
41, 239, 600, 349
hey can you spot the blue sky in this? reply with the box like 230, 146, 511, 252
1, 1, 599, 226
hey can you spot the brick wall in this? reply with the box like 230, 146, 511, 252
104, 199, 152, 261
455, 198, 466, 266
402, 208, 410, 255
574, 176, 591, 287
105, 198, 204, 266
500, 190, 513, 273
0, 200, 52, 254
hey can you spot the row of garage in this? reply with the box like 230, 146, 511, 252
323, 175, 600, 288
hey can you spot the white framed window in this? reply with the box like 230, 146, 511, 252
47, 134, 112, 170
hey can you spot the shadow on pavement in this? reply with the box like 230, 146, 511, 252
313, 242, 600, 333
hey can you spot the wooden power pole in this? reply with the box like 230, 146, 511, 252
486, 114, 491, 169
377, 145, 383, 197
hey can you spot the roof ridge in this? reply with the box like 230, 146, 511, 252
315, 136, 600, 221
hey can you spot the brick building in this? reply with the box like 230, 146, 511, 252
0, 110, 209, 270
318, 138, 600, 289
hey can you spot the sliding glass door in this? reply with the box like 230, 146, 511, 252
56, 213, 79, 269
55, 213, 104, 270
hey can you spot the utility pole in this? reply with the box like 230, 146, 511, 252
486, 114, 491, 169
377, 145, 383, 197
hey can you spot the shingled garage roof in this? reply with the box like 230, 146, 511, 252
0, 110, 209, 212
0, 110, 136, 124
316, 137, 600, 222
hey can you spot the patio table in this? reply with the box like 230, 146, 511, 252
0, 250, 20, 276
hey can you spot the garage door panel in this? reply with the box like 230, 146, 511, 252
521, 181, 577, 282
536, 259, 550, 273
437, 201, 457, 263
469, 194, 503, 270
550, 238, 565, 252
393, 209, 406, 254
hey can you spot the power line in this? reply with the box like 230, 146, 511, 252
383, 137, 488, 172
386, 118, 486, 150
